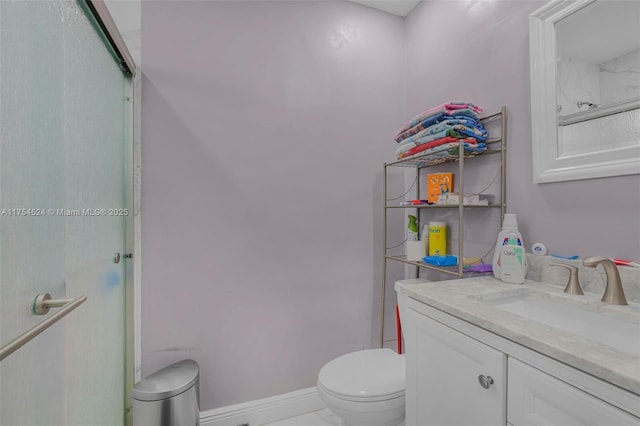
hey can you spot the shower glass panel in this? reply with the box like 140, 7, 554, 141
62, 2, 128, 425
0, 2, 67, 423
0, 1, 132, 425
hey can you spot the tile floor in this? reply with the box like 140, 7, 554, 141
262, 409, 341, 426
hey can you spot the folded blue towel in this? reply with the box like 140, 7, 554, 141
397, 119, 488, 148
423, 255, 458, 266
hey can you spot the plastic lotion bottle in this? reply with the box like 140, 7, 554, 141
492, 213, 527, 280
500, 245, 526, 284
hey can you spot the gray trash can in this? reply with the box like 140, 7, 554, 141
133, 359, 200, 426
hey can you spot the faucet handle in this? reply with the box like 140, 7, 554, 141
550, 263, 584, 295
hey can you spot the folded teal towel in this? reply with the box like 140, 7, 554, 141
422, 255, 458, 266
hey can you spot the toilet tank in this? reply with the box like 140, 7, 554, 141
133, 359, 200, 426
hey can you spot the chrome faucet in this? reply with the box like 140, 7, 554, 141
582, 257, 628, 305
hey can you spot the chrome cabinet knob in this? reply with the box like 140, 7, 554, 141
478, 374, 494, 389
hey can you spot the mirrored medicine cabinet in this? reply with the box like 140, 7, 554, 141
530, 0, 640, 183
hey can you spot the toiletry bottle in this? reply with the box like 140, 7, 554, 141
491, 213, 527, 279
407, 215, 419, 241
421, 224, 429, 253
428, 221, 446, 255
499, 245, 526, 284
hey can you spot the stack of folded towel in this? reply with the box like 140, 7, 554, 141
393, 102, 488, 160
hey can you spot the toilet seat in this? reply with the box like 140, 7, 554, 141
318, 348, 405, 402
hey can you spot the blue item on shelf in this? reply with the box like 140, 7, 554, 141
423, 255, 458, 266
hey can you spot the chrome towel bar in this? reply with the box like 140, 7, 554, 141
0, 293, 87, 361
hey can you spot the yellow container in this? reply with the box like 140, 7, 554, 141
428, 221, 446, 256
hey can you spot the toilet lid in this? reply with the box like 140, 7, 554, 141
318, 349, 405, 402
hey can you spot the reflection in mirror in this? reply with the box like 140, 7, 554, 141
556, 1, 640, 125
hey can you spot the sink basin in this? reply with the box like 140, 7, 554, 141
476, 288, 640, 357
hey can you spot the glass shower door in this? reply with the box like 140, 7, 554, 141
62, 2, 129, 425
0, 2, 67, 424
0, 1, 132, 425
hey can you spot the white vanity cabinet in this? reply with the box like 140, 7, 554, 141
401, 296, 640, 426
403, 307, 506, 426
508, 358, 640, 426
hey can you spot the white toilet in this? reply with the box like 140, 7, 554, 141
317, 348, 405, 426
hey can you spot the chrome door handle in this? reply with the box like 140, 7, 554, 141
478, 375, 494, 389
1, 293, 87, 361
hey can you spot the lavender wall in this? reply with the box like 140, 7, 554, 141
142, 0, 640, 412
405, 0, 640, 260
141, 1, 405, 409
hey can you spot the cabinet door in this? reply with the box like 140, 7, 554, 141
404, 308, 506, 426
508, 358, 640, 426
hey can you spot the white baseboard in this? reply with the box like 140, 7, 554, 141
200, 387, 325, 426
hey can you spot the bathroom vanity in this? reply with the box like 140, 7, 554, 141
396, 266, 640, 426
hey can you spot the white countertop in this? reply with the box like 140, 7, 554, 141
395, 276, 640, 395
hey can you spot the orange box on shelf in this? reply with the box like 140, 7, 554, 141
426, 173, 453, 203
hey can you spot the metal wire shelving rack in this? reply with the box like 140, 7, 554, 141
380, 106, 507, 348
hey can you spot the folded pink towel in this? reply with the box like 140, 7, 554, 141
394, 102, 483, 142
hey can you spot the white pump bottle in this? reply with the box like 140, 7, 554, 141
492, 213, 527, 279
